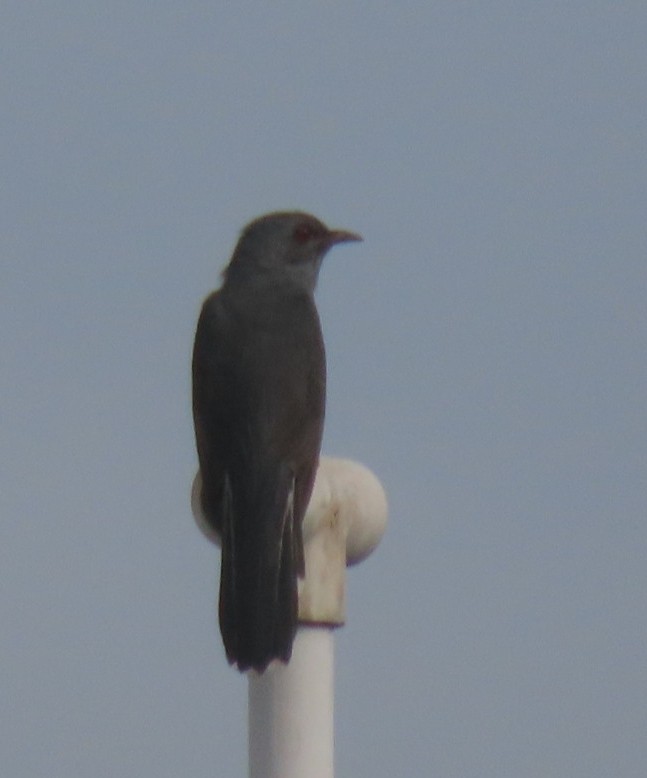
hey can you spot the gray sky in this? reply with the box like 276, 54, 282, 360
2, 3, 646, 776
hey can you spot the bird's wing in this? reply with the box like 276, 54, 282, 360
192, 291, 230, 536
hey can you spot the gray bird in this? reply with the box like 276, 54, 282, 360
192, 211, 361, 672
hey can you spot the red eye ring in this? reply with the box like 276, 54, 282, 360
293, 223, 321, 244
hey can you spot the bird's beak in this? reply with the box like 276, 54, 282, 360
326, 229, 363, 246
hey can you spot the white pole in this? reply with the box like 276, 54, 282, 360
248, 627, 334, 778
191, 457, 387, 778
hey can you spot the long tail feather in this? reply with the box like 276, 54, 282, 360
218, 468, 299, 672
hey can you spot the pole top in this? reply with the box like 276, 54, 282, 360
191, 456, 387, 626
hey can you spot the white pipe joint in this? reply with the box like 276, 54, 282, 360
191, 456, 388, 626
298, 457, 387, 624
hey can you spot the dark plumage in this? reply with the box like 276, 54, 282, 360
192, 211, 361, 672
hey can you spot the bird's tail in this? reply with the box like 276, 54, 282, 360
218, 466, 302, 673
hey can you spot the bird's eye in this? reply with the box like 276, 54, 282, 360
293, 223, 320, 244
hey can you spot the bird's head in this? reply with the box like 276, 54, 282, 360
226, 211, 362, 292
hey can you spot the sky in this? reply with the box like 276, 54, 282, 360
2, 2, 646, 776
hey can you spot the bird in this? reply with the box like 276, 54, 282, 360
192, 211, 362, 672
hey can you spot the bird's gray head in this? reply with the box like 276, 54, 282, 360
225, 211, 362, 293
